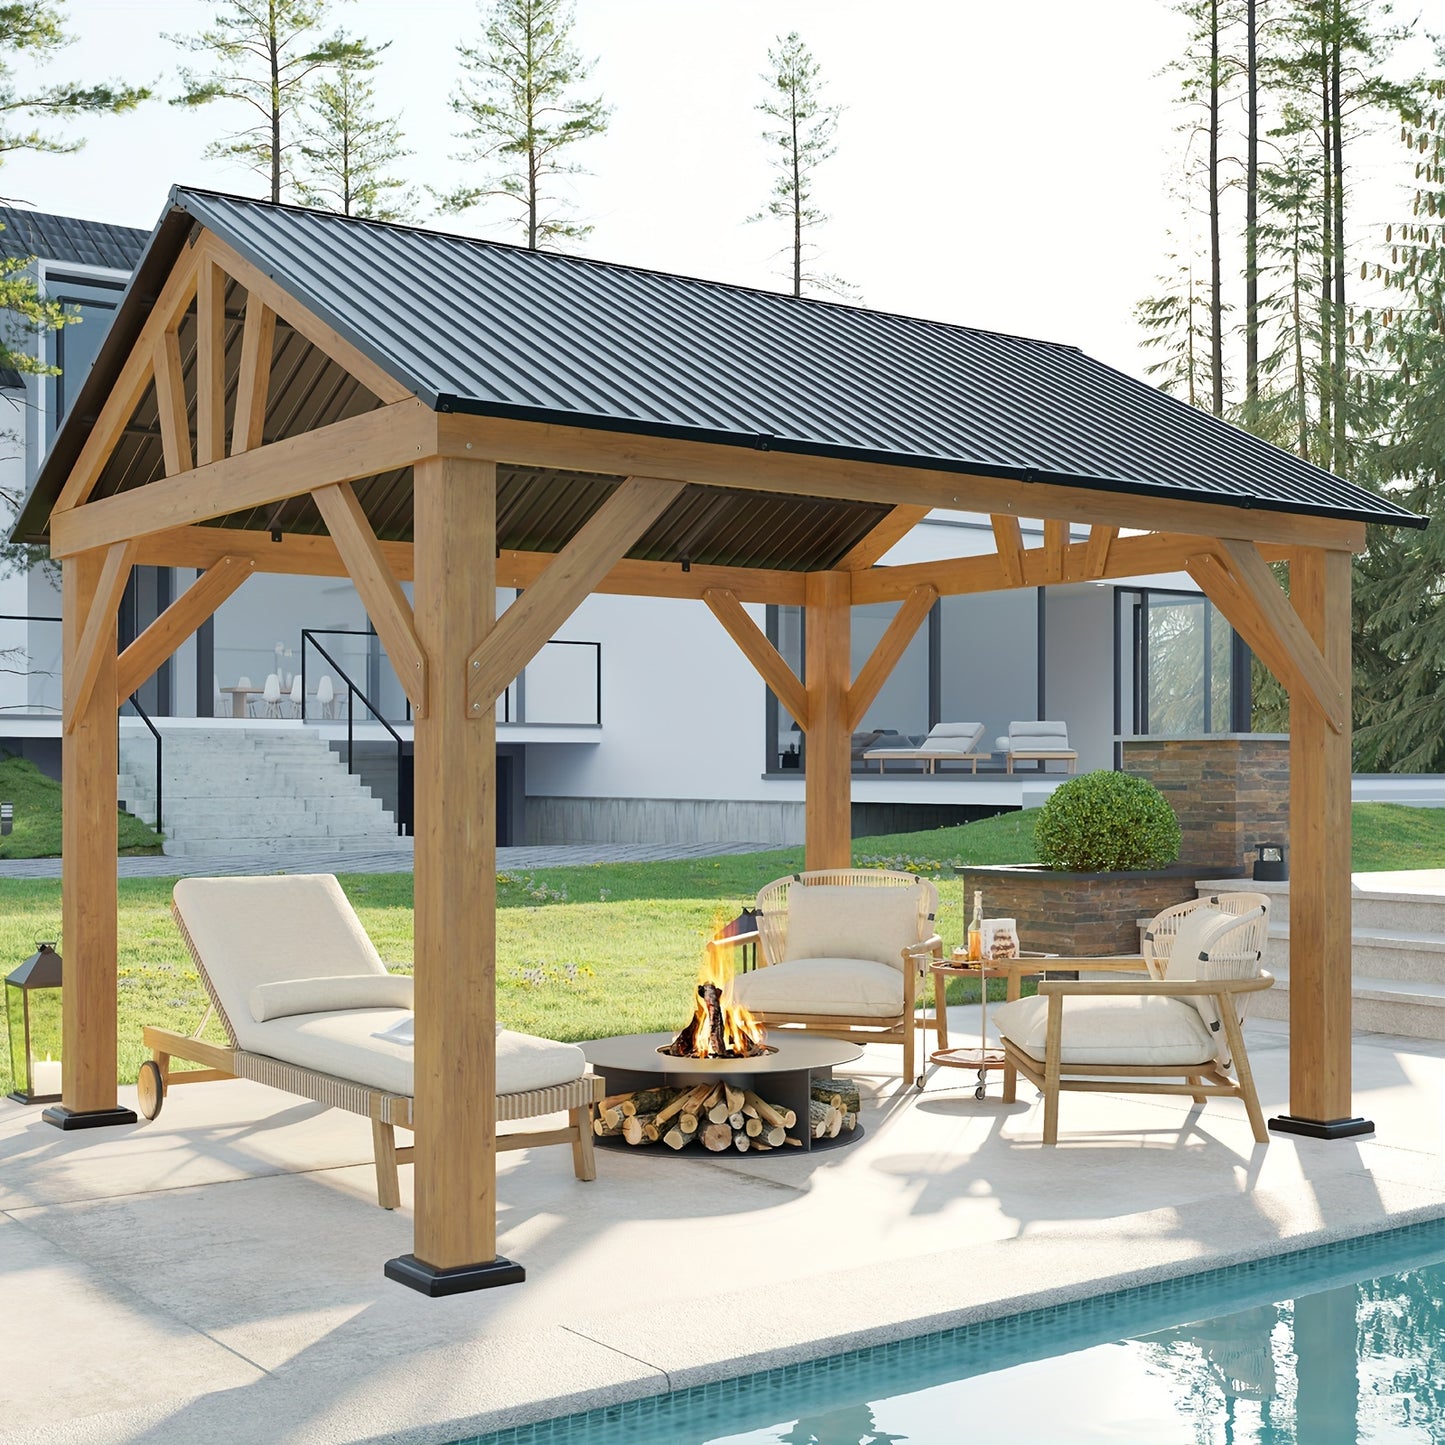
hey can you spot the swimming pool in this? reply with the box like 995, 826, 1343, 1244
457, 1217, 1445, 1444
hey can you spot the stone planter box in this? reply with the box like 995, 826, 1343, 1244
958, 864, 1226, 957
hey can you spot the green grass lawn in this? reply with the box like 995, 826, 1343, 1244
0, 755, 164, 859
2, 801, 1443, 1095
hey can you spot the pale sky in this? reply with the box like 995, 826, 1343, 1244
0, 0, 1437, 379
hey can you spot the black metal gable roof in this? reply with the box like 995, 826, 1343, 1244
0, 206, 148, 273
13, 186, 1428, 543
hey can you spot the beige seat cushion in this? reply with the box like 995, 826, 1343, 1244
174, 874, 388, 1051
992, 993, 1215, 1066
784, 884, 925, 971
728, 957, 904, 1018
248, 1010, 587, 1097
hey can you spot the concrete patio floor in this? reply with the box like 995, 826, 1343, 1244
8, 1011, 1445, 1445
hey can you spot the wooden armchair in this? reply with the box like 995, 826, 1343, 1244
711, 869, 942, 1082
992, 895, 1273, 1143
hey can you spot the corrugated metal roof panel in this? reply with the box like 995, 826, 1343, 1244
163, 187, 1423, 531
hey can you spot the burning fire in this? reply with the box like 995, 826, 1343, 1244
661, 925, 769, 1059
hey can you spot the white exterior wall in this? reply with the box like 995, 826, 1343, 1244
1043, 583, 1117, 772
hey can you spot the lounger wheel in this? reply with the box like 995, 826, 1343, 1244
974, 1084, 987, 1101
137, 1059, 165, 1120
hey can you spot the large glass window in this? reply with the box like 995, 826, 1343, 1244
1126, 589, 1241, 736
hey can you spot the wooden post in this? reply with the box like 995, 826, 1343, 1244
45, 550, 136, 1129
1271, 547, 1371, 1138
384, 455, 522, 1295
804, 571, 852, 872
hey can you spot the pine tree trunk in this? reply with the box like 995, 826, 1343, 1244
1208, 0, 1225, 418
1331, 12, 1348, 468
269, 8, 282, 205
1244, 0, 1260, 413
1319, 49, 1334, 467
791, 88, 802, 297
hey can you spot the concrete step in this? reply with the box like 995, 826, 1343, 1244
163, 806, 392, 833
1260, 925, 1445, 988
1196, 876, 1445, 934
1251, 964, 1445, 1042
162, 833, 407, 858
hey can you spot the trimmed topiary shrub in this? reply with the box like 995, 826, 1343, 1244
1034, 770, 1181, 872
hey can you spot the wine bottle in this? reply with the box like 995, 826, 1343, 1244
967, 889, 984, 963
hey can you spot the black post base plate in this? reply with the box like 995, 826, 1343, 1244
1268, 1114, 1375, 1141
41, 1104, 140, 1131
384, 1253, 525, 1296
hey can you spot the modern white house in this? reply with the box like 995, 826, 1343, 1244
1, 204, 1252, 852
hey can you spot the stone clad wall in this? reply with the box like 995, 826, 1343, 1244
1122, 735, 1290, 874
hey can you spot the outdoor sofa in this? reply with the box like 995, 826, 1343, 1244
137, 874, 604, 1208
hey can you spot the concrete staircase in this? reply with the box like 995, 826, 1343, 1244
118, 722, 403, 858
1194, 874, 1445, 1041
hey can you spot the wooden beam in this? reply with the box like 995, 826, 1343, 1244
1284, 547, 1358, 1129
199, 231, 412, 406
312, 481, 427, 717
152, 330, 191, 476
501, 550, 806, 605
59, 550, 121, 1115
804, 571, 852, 872
231, 298, 275, 455
846, 583, 936, 731
838, 505, 930, 569
852, 529, 1293, 605
991, 514, 1026, 587
1187, 540, 1347, 734
437, 412, 1369, 552
1083, 524, 1118, 579
1042, 519, 1068, 583
52, 242, 201, 515
702, 588, 809, 730
195, 258, 227, 466
467, 476, 685, 711
115, 556, 255, 703
63, 540, 136, 734
408, 454, 500, 1275
50, 398, 437, 557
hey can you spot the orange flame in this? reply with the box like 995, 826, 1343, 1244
667, 915, 767, 1058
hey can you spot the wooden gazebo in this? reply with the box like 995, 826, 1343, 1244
12, 188, 1426, 1294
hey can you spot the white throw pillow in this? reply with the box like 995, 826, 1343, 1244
992, 993, 1214, 1066
249, 973, 413, 1022
784, 883, 926, 971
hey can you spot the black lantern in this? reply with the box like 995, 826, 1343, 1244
1253, 843, 1288, 882
6, 942, 63, 1105
719, 906, 762, 971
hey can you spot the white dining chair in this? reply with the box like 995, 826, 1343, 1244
316, 675, 335, 719
238, 676, 259, 716
262, 673, 283, 718
289, 674, 304, 718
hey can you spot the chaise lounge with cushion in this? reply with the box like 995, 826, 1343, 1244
996, 720, 1078, 773
137, 874, 604, 1208
863, 721, 989, 773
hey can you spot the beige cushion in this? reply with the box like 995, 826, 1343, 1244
784, 884, 925, 971
174, 875, 387, 1051
250, 973, 413, 1022
992, 993, 1214, 1065
728, 957, 904, 1018
247, 1011, 586, 1097
1164, 905, 1241, 1062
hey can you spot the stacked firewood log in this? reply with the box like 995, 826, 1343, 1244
591, 1078, 862, 1152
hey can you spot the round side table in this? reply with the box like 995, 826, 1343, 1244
924, 951, 1054, 1097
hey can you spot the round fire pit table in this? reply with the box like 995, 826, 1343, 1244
580, 1032, 865, 1155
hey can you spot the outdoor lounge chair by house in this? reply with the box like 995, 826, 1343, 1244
714, 869, 942, 1082
137, 874, 604, 1208
991, 893, 1273, 1143
863, 721, 989, 773
995, 720, 1078, 773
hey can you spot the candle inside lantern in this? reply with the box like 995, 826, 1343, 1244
32, 1056, 61, 1097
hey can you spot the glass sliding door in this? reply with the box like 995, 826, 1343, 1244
1127, 588, 1239, 736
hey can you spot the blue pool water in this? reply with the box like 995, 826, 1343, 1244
458, 1217, 1445, 1444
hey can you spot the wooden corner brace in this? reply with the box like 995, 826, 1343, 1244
63, 540, 138, 733
467, 476, 685, 714
312, 482, 428, 718
846, 583, 936, 731
1186, 539, 1348, 734
702, 588, 810, 732
115, 556, 256, 705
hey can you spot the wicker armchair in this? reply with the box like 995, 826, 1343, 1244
710, 869, 942, 1082
993, 894, 1273, 1143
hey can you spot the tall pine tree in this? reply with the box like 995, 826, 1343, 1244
169, 0, 364, 203
440, 0, 609, 249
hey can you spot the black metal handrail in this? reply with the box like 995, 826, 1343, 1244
118, 692, 163, 834
300, 630, 408, 836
